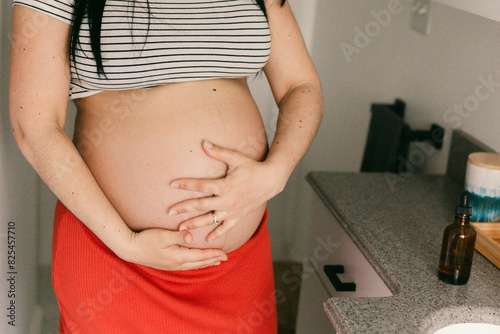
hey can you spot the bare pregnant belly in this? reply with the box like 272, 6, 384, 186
72, 78, 268, 253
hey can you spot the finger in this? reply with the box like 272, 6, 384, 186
202, 140, 247, 166
161, 230, 194, 246
179, 258, 225, 271
179, 212, 222, 230
168, 196, 220, 216
174, 247, 227, 263
206, 220, 235, 244
170, 178, 221, 195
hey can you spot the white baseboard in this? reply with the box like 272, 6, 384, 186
28, 305, 44, 334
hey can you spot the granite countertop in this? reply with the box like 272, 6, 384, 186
307, 171, 500, 334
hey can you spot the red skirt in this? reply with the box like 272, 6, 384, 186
52, 200, 277, 334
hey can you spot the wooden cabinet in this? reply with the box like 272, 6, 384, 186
296, 192, 392, 333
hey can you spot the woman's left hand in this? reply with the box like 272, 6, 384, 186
168, 140, 285, 243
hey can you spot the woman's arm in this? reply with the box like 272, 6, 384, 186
168, 0, 324, 240
259, 0, 324, 186
9, 5, 227, 269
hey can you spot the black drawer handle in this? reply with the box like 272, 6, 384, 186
323, 265, 356, 292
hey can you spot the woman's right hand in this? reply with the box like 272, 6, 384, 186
120, 228, 228, 271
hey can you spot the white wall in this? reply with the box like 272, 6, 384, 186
1, 2, 40, 333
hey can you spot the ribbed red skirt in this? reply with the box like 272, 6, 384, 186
52, 200, 277, 333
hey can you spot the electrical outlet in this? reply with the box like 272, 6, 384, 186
411, 0, 432, 35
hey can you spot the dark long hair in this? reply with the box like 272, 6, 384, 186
69, 0, 286, 77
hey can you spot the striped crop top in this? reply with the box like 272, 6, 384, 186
12, 0, 271, 99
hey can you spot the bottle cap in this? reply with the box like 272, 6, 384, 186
456, 192, 473, 216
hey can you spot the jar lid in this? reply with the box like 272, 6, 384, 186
468, 152, 500, 170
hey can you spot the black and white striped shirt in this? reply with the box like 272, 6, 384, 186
12, 0, 271, 99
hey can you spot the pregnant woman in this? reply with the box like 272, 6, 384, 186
9, 0, 323, 332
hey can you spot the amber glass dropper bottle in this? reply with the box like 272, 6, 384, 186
438, 192, 477, 285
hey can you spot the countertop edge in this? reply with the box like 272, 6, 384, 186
306, 172, 402, 295
323, 299, 353, 334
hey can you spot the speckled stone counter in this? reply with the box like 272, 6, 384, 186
306, 171, 500, 334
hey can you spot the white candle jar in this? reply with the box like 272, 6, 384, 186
465, 152, 500, 222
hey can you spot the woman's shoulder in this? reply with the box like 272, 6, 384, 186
13, 0, 74, 25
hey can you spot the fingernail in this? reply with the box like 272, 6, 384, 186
215, 262, 221, 266
170, 182, 179, 189
220, 257, 228, 261
169, 210, 178, 216
179, 226, 188, 231
204, 140, 213, 149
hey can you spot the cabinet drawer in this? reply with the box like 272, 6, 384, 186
305, 193, 392, 298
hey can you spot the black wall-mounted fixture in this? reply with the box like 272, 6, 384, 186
361, 98, 445, 173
